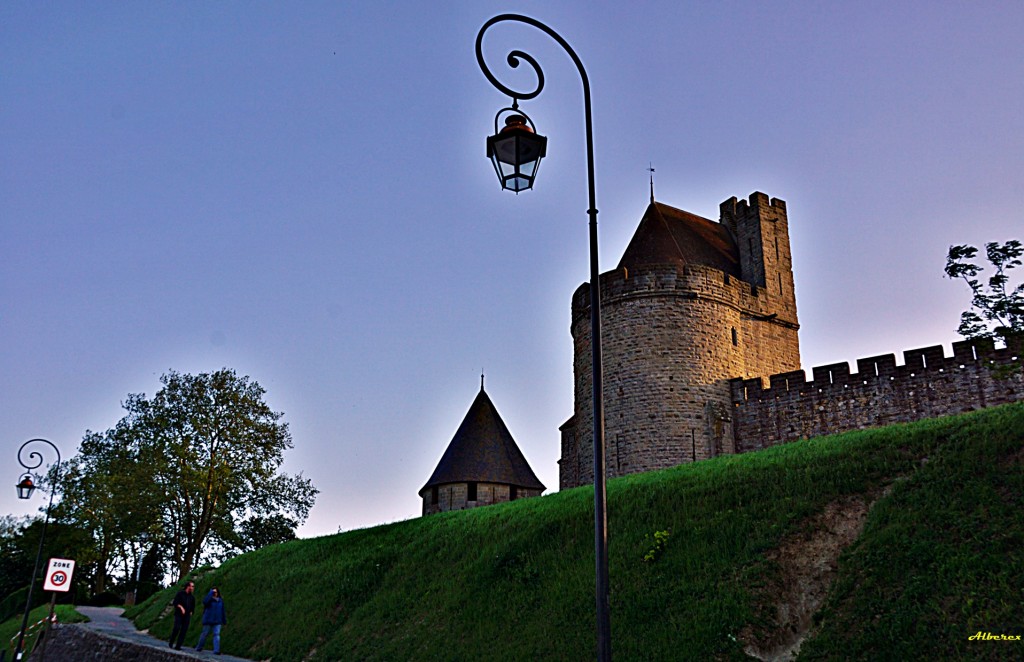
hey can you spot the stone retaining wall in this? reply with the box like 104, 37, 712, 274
26, 624, 185, 662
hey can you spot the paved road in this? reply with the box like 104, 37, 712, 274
75, 607, 252, 661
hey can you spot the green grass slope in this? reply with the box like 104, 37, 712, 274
126, 402, 1024, 661
0, 604, 88, 656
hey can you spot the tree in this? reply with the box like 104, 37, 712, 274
0, 516, 95, 608
945, 240, 1024, 358
55, 429, 160, 594
236, 513, 298, 553
0, 515, 34, 601
59, 369, 317, 582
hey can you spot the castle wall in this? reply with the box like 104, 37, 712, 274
731, 338, 1024, 450
559, 191, 1022, 490
559, 417, 581, 490
740, 312, 801, 379
563, 261, 800, 488
421, 482, 542, 516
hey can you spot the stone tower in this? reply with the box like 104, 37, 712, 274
559, 192, 801, 489
421, 382, 545, 515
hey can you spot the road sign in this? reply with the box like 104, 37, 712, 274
43, 558, 75, 592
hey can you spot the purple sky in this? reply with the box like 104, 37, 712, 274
3, 1, 1022, 538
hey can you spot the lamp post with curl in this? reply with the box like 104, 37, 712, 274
476, 14, 610, 660
13, 438, 62, 661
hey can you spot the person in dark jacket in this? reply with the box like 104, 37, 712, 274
168, 581, 195, 650
195, 587, 228, 654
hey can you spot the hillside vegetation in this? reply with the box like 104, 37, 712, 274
0, 604, 87, 655
125, 403, 1023, 661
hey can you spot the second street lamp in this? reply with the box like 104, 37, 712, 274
16, 475, 36, 500
12, 438, 62, 662
477, 14, 611, 661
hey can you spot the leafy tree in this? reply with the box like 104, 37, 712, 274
945, 240, 1023, 356
0, 515, 33, 600
101, 369, 316, 580
0, 516, 95, 607
236, 513, 298, 553
55, 428, 160, 594
146, 370, 316, 577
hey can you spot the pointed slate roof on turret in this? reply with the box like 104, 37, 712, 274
420, 383, 545, 493
617, 200, 741, 277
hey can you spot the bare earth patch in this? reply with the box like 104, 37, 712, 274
740, 491, 884, 661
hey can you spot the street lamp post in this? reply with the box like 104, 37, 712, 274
476, 15, 610, 661
13, 438, 62, 661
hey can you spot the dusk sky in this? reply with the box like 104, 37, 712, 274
3, 2, 1022, 538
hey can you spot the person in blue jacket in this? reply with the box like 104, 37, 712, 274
194, 587, 228, 654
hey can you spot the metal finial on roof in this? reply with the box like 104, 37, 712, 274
481, 370, 485, 392
648, 163, 655, 203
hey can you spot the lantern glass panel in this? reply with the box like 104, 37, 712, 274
486, 122, 547, 192
492, 134, 521, 165
519, 156, 540, 178
508, 175, 527, 192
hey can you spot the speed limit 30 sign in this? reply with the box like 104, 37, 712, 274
43, 558, 75, 592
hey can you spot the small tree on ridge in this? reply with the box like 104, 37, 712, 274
945, 239, 1023, 369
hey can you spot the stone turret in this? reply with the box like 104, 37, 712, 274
559, 193, 801, 489
421, 382, 545, 515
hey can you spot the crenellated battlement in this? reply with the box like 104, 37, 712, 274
560, 189, 1020, 490
730, 337, 1024, 453
732, 338, 1020, 400
571, 262, 787, 328
719, 191, 787, 221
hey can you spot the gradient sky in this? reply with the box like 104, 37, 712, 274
3, 1, 1022, 538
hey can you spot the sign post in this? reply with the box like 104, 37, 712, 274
35, 559, 75, 661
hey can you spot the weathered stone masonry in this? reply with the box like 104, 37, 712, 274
561, 193, 801, 489
423, 481, 543, 516
731, 337, 1024, 451
559, 191, 1023, 490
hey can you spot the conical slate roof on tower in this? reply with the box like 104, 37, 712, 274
421, 385, 545, 492
617, 200, 740, 276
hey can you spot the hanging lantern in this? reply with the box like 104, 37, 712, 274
16, 475, 35, 500
486, 109, 547, 193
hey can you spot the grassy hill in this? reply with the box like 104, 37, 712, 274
0, 604, 87, 655
124, 402, 1023, 661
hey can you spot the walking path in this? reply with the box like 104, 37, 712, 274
74, 606, 251, 661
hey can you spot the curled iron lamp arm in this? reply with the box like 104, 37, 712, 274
477, 15, 609, 661
17, 438, 60, 476
475, 14, 598, 216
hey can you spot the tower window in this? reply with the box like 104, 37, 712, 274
731, 327, 738, 346
510, 485, 518, 501
467, 482, 477, 502
431, 486, 439, 505
778, 273, 783, 295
